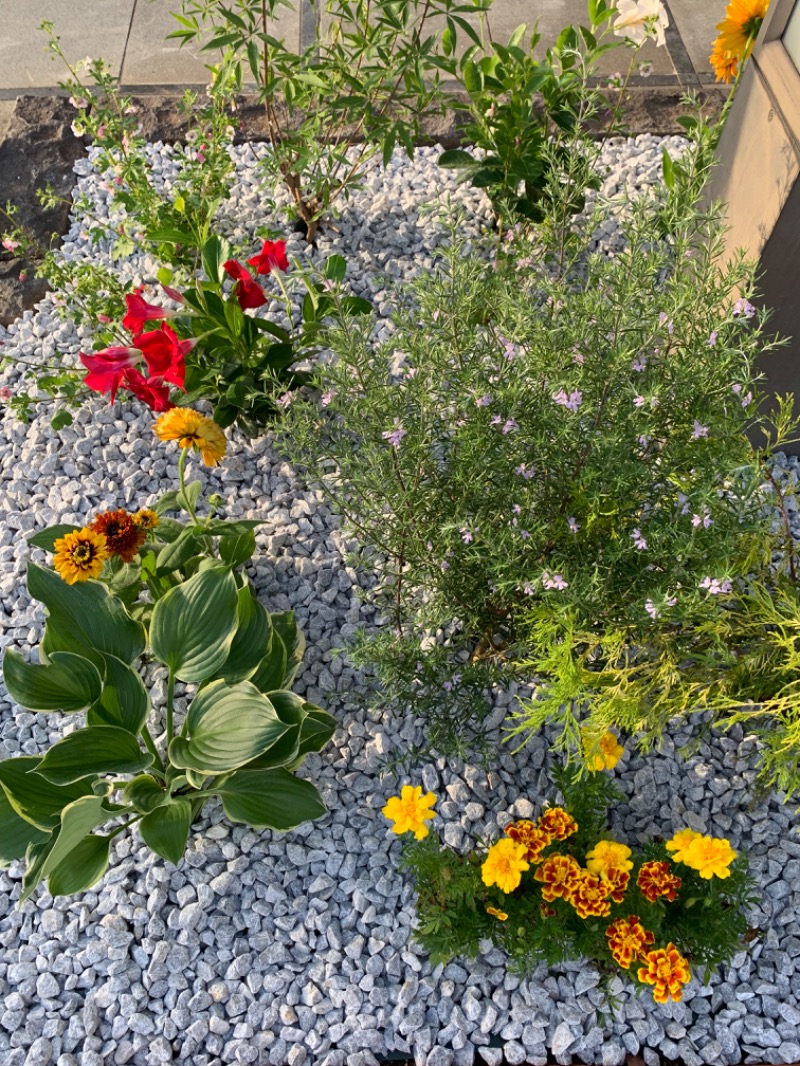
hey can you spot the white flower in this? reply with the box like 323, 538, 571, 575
612, 0, 669, 48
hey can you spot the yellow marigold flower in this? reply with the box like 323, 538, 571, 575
534, 853, 582, 902
486, 906, 508, 921
710, 38, 740, 82
637, 943, 691, 1004
665, 828, 702, 863
382, 785, 437, 840
505, 820, 550, 864
53, 528, 110, 585
568, 871, 612, 919
154, 408, 227, 466
586, 840, 634, 876
606, 915, 655, 970
715, 0, 770, 62
680, 835, 737, 879
482, 839, 531, 894
132, 508, 159, 530
637, 860, 682, 902
583, 729, 624, 772
538, 807, 578, 842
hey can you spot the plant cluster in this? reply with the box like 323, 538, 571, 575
386, 761, 755, 994
0, 410, 334, 901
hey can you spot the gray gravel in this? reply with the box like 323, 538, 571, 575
1, 136, 799, 1066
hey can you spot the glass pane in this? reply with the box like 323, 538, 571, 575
784, 2, 800, 71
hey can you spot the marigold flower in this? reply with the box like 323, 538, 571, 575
637, 860, 681, 903
88, 509, 146, 562
482, 839, 531, 893
540, 902, 556, 918
679, 835, 737, 879
637, 943, 691, 1004
132, 508, 159, 530
534, 853, 582, 902
247, 238, 289, 275
603, 866, 631, 903
486, 906, 508, 921
585, 840, 633, 876
154, 408, 227, 466
606, 915, 655, 969
665, 828, 702, 863
382, 785, 436, 839
53, 528, 110, 584
568, 871, 612, 919
505, 820, 550, 864
583, 729, 624, 771
538, 807, 578, 842
715, 0, 770, 62
710, 38, 740, 82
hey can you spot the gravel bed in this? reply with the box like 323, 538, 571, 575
1, 135, 799, 1066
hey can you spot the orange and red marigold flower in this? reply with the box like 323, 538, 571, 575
637, 943, 692, 1004
568, 871, 612, 919
606, 915, 656, 969
538, 807, 578, 842
637, 860, 682, 903
505, 820, 550, 863
535, 853, 582, 902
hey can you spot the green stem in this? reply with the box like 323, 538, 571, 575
166, 669, 175, 746
141, 725, 166, 777
106, 816, 142, 840
177, 446, 198, 524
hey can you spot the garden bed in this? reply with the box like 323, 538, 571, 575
0, 136, 799, 1066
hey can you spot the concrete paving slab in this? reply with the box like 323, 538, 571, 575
121, 0, 300, 84
0, 0, 134, 89
668, 0, 722, 76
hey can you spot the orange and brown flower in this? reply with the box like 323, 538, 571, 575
602, 866, 631, 904
568, 871, 612, 919
534, 853, 582, 902
88, 509, 146, 562
505, 820, 550, 864
538, 807, 578, 842
606, 915, 655, 969
637, 943, 691, 1003
636, 860, 682, 903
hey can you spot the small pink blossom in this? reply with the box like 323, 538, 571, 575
382, 419, 406, 448
69, 95, 88, 109
634, 395, 646, 409
692, 511, 713, 528
515, 463, 536, 479
502, 418, 518, 434
461, 526, 476, 544
1, 239, 20, 252
321, 389, 337, 406
542, 571, 568, 591
733, 298, 756, 319
0, 387, 12, 401
691, 421, 709, 440
523, 582, 535, 595
631, 528, 648, 551
275, 393, 293, 409
553, 388, 582, 412
475, 394, 492, 408
567, 517, 579, 534
700, 577, 732, 595
708, 331, 718, 347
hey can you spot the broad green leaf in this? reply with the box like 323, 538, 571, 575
216, 585, 272, 685
3, 650, 102, 712
124, 774, 169, 814
238, 689, 307, 770
87, 655, 149, 735
202, 235, 229, 285
249, 631, 287, 694
0, 787, 49, 866
139, 798, 193, 864
168, 680, 289, 775
27, 562, 145, 666
46, 833, 111, 896
271, 612, 306, 686
150, 566, 239, 682
155, 526, 204, 574
293, 705, 336, 762
35, 726, 152, 786
214, 767, 326, 830
27, 524, 80, 551
438, 148, 476, 169
219, 529, 256, 569
22, 795, 110, 902
0, 757, 96, 830
324, 254, 347, 282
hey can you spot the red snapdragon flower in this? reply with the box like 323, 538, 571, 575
122, 286, 180, 333
223, 259, 267, 310
133, 323, 194, 389
79, 346, 140, 404
247, 238, 289, 275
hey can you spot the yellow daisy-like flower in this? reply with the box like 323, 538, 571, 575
153, 408, 227, 466
583, 729, 624, 772
53, 528, 110, 585
586, 840, 634, 876
679, 835, 737, 879
481, 838, 531, 894
382, 785, 437, 839
715, 0, 770, 62
132, 507, 159, 530
710, 38, 740, 82
665, 828, 702, 863
486, 906, 508, 921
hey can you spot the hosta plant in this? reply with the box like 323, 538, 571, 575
0, 411, 335, 901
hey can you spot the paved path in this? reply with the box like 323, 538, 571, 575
0, 0, 722, 96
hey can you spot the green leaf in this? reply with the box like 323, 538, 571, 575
324, 254, 347, 283
237, 689, 307, 769
27, 562, 145, 666
214, 766, 326, 830
0, 787, 49, 867
271, 612, 306, 686
87, 654, 149, 734
3, 650, 102, 712
35, 726, 153, 786
662, 146, 675, 189
124, 774, 169, 814
27, 524, 80, 551
155, 526, 204, 574
178, 479, 203, 514
203, 519, 261, 536
215, 585, 272, 684
219, 529, 256, 569
0, 757, 96, 831
22, 794, 110, 902
293, 704, 336, 762
202, 235, 229, 285
46, 833, 111, 896
139, 799, 193, 865
249, 631, 287, 694
438, 149, 476, 169
150, 565, 239, 682
168, 680, 289, 775
50, 410, 73, 431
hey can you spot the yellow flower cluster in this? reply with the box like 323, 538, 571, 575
582, 729, 624, 772
666, 828, 737, 879
710, 0, 770, 83
382, 785, 437, 839
482, 806, 578, 893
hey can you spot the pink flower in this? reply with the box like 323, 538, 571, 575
275, 393, 293, 409
80, 346, 141, 404
542, 571, 568, 591
700, 577, 732, 595
0, 387, 12, 401
133, 324, 193, 389
631, 528, 648, 551
632, 356, 647, 372
553, 389, 582, 412
733, 298, 756, 319
247, 239, 289, 276
633, 395, 646, 409
502, 418, 519, 434
1, 239, 20, 252
708, 331, 718, 347
382, 419, 406, 449
567, 517, 579, 533
121, 368, 174, 412
515, 464, 536, 479
475, 395, 492, 408
321, 389, 337, 406
692, 512, 713, 528
691, 421, 709, 440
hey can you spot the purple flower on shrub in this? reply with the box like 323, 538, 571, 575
523, 582, 535, 595
632, 356, 647, 372
475, 394, 492, 408
382, 419, 407, 449
542, 571, 568, 591
553, 389, 582, 412
515, 463, 536, 479
461, 526, 476, 544
708, 331, 718, 347
321, 389, 337, 406
692, 511, 713, 528
638, 434, 652, 448
502, 418, 519, 434
733, 298, 756, 319
659, 312, 674, 335
691, 421, 709, 440
567, 517, 579, 534
631, 528, 648, 551
634, 395, 646, 409
700, 576, 732, 595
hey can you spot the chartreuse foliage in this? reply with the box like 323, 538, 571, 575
0, 451, 334, 902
